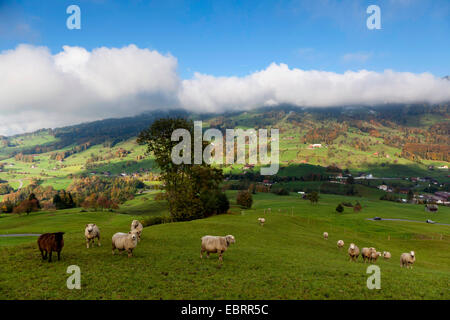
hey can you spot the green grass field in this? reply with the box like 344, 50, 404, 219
0, 192, 448, 300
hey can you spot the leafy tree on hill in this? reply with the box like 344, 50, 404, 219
53, 190, 75, 210
307, 191, 319, 204
353, 201, 362, 212
0, 183, 14, 195
237, 190, 253, 209
407, 189, 414, 201
13, 198, 40, 215
137, 118, 229, 221
336, 203, 344, 213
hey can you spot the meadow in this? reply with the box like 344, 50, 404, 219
0, 192, 449, 300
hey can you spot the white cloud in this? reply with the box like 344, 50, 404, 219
1, 44, 450, 136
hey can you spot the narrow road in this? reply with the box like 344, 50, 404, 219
366, 218, 450, 226
17, 179, 23, 189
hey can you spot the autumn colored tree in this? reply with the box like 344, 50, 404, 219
236, 190, 253, 209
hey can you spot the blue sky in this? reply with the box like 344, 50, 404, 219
1, 0, 449, 78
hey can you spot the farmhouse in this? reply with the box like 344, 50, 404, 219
378, 185, 388, 191
435, 192, 450, 201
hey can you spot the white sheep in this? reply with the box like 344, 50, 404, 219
370, 251, 382, 263
258, 217, 266, 226
131, 220, 143, 241
85, 223, 101, 248
383, 251, 391, 260
112, 232, 138, 258
337, 240, 344, 248
400, 251, 416, 268
200, 235, 235, 262
323, 232, 328, 240
361, 247, 376, 263
348, 243, 360, 261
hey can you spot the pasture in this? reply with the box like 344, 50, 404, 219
0, 192, 449, 300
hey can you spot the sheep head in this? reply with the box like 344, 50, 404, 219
225, 235, 235, 245
128, 231, 138, 242
410, 251, 415, 257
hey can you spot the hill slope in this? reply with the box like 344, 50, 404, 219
0, 104, 449, 197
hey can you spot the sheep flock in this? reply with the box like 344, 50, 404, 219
323, 231, 416, 267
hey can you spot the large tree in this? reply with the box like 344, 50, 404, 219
137, 118, 229, 221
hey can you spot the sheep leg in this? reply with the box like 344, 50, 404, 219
48, 251, 53, 263
40, 249, 45, 260
200, 249, 204, 259
127, 249, 133, 258
86, 239, 90, 248
57, 251, 61, 261
218, 251, 223, 262
207, 252, 210, 259
97, 236, 101, 247
112, 244, 116, 255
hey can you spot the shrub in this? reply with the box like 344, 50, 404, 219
141, 216, 172, 227
272, 187, 290, 196
336, 203, 344, 213
353, 202, 362, 212
306, 191, 319, 204
237, 190, 253, 209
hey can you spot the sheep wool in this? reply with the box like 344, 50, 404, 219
85, 224, 101, 248
361, 247, 376, 263
201, 235, 235, 262
348, 243, 360, 261
112, 232, 138, 258
400, 251, 416, 268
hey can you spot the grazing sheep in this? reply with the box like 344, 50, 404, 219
370, 251, 382, 263
200, 235, 235, 262
348, 243, 360, 261
361, 247, 376, 263
383, 251, 391, 260
337, 240, 344, 248
112, 232, 138, 258
400, 251, 416, 269
37, 232, 65, 262
85, 223, 101, 248
131, 220, 143, 241
323, 232, 328, 240
258, 217, 266, 226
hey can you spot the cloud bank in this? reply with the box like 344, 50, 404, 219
1, 44, 450, 135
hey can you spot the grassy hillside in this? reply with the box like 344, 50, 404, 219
1, 106, 449, 197
0, 192, 448, 300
